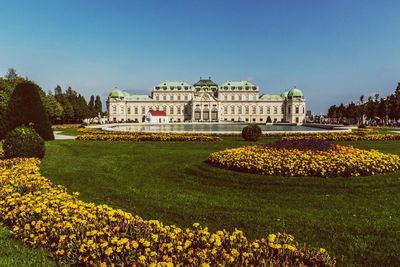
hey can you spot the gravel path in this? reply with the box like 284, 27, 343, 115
53, 131, 76, 140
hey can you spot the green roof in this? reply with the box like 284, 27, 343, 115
127, 94, 150, 100
109, 88, 124, 98
259, 94, 283, 100
280, 91, 289, 98
288, 87, 304, 97
220, 80, 256, 88
193, 78, 218, 87
155, 80, 191, 88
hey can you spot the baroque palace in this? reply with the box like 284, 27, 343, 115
107, 78, 306, 123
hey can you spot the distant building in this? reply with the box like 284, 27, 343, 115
107, 78, 306, 123
145, 110, 168, 124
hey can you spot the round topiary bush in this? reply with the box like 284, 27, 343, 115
3, 126, 45, 159
242, 124, 262, 141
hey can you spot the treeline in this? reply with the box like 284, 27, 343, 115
327, 83, 400, 125
0, 68, 102, 124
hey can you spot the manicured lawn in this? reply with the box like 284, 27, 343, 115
0, 225, 55, 266
40, 137, 400, 267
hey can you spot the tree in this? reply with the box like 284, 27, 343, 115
42, 94, 64, 123
94, 95, 102, 115
88, 95, 96, 117
359, 95, 364, 104
1, 81, 54, 140
5, 68, 18, 81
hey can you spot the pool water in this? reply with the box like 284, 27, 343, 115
108, 123, 327, 133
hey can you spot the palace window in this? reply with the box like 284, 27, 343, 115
231, 106, 235, 114
134, 107, 138, 114
170, 86, 174, 90
239, 95, 242, 101
224, 95, 227, 101
170, 107, 174, 114
112, 106, 116, 113
238, 86, 243, 90
163, 107, 167, 112
184, 86, 189, 90
295, 107, 299, 114
281, 106, 284, 114
238, 106, 242, 114
184, 95, 188, 101
224, 107, 228, 114
231, 95, 235, 101
177, 107, 181, 114
288, 107, 291, 114
274, 107, 278, 114
252, 106, 256, 114
142, 107, 145, 114
156, 95, 159, 101
177, 86, 181, 90
246, 95, 249, 101
127, 107, 131, 114
177, 95, 181, 100
259, 106, 263, 114
245, 106, 249, 114
163, 95, 166, 100
267, 107, 270, 114
231, 86, 235, 90
121, 106, 124, 113
155, 86, 160, 90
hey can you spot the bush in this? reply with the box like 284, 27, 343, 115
358, 124, 366, 129
242, 124, 262, 141
1, 81, 54, 140
3, 126, 45, 159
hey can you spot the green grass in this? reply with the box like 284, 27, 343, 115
0, 225, 55, 267
40, 137, 400, 267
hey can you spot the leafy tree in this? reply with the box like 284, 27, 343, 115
1, 81, 54, 140
5, 68, 18, 81
42, 94, 64, 123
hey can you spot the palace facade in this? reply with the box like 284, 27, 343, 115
107, 78, 306, 123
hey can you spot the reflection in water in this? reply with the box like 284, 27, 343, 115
111, 124, 327, 132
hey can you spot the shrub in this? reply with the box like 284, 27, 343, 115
358, 124, 366, 129
3, 126, 45, 159
1, 81, 54, 140
242, 124, 262, 141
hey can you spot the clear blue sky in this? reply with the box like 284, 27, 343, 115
1, 0, 399, 113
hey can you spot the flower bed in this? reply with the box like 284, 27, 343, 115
0, 158, 335, 266
208, 143, 400, 177
280, 132, 400, 141
76, 130, 222, 142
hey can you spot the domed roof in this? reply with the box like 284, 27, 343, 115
288, 87, 303, 97
109, 88, 123, 98
122, 91, 130, 97
280, 91, 289, 98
